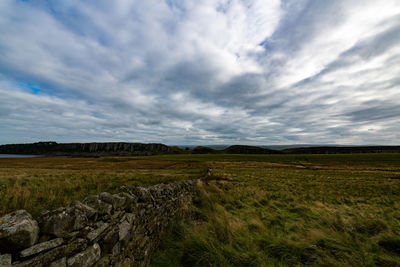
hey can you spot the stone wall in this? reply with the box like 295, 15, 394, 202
0, 179, 200, 266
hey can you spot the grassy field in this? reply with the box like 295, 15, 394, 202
151, 154, 400, 266
1, 154, 400, 266
0, 156, 206, 216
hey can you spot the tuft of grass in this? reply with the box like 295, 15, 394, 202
152, 153, 400, 266
0, 156, 206, 216
1, 154, 400, 265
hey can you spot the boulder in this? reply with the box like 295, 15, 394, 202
49, 257, 66, 267
70, 201, 97, 219
98, 192, 126, 210
19, 238, 63, 258
87, 222, 109, 242
0, 210, 39, 253
13, 238, 87, 267
37, 202, 92, 237
118, 221, 131, 242
82, 195, 112, 215
94, 255, 110, 267
0, 254, 11, 267
118, 192, 136, 212
67, 243, 101, 267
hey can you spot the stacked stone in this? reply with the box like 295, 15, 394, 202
0, 179, 198, 267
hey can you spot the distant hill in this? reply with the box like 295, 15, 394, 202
0, 142, 171, 156
1, 142, 399, 156
191, 146, 218, 154
283, 146, 400, 154
223, 145, 282, 154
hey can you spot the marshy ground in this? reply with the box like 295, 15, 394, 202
1, 154, 399, 266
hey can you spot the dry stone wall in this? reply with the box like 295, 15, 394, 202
0, 179, 200, 266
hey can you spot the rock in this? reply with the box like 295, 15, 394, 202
37, 202, 91, 237
117, 257, 132, 267
111, 242, 120, 258
125, 213, 135, 225
94, 255, 110, 267
49, 257, 66, 267
99, 227, 119, 255
19, 238, 63, 258
82, 195, 112, 215
117, 192, 135, 210
0, 254, 11, 267
112, 194, 127, 210
67, 243, 101, 267
0, 210, 39, 253
87, 222, 109, 242
135, 187, 155, 202
119, 221, 131, 242
98, 192, 126, 210
64, 238, 88, 256
13, 238, 87, 267
70, 201, 97, 219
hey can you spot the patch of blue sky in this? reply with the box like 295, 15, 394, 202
17, 82, 42, 94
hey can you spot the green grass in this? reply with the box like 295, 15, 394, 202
151, 153, 400, 266
0, 156, 206, 216
1, 153, 400, 266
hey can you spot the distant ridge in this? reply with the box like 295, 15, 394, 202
1, 142, 399, 156
189, 145, 281, 154
0, 142, 171, 156
192, 146, 218, 154
283, 146, 400, 154
223, 145, 282, 154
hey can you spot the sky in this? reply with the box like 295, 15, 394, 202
0, 0, 399, 145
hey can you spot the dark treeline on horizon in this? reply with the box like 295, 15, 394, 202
0, 142, 400, 156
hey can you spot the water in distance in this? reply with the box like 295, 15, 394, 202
0, 154, 41, 158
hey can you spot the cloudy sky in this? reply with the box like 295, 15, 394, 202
0, 0, 399, 145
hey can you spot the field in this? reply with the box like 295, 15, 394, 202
1, 154, 400, 266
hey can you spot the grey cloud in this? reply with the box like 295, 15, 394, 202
346, 103, 400, 122
0, 0, 399, 145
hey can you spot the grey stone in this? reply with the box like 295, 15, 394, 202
64, 238, 88, 257
118, 221, 131, 242
13, 238, 87, 267
0, 210, 39, 253
49, 257, 66, 267
0, 254, 11, 267
19, 238, 63, 258
37, 201, 93, 237
99, 227, 119, 255
111, 211, 123, 221
98, 192, 114, 205
111, 242, 120, 258
112, 194, 127, 210
118, 192, 136, 209
87, 222, 109, 242
63, 231, 79, 241
136, 187, 155, 202
98, 192, 126, 210
70, 201, 97, 219
116, 258, 132, 267
94, 255, 110, 267
82, 195, 112, 215
125, 213, 135, 225
67, 243, 101, 267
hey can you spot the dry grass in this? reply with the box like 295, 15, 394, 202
1, 154, 400, 265
0, 156, 206, 216
152, 153, 400, 266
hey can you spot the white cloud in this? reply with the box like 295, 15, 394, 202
0, 0, 399, 145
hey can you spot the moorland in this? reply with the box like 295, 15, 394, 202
0, 153, 399, 266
